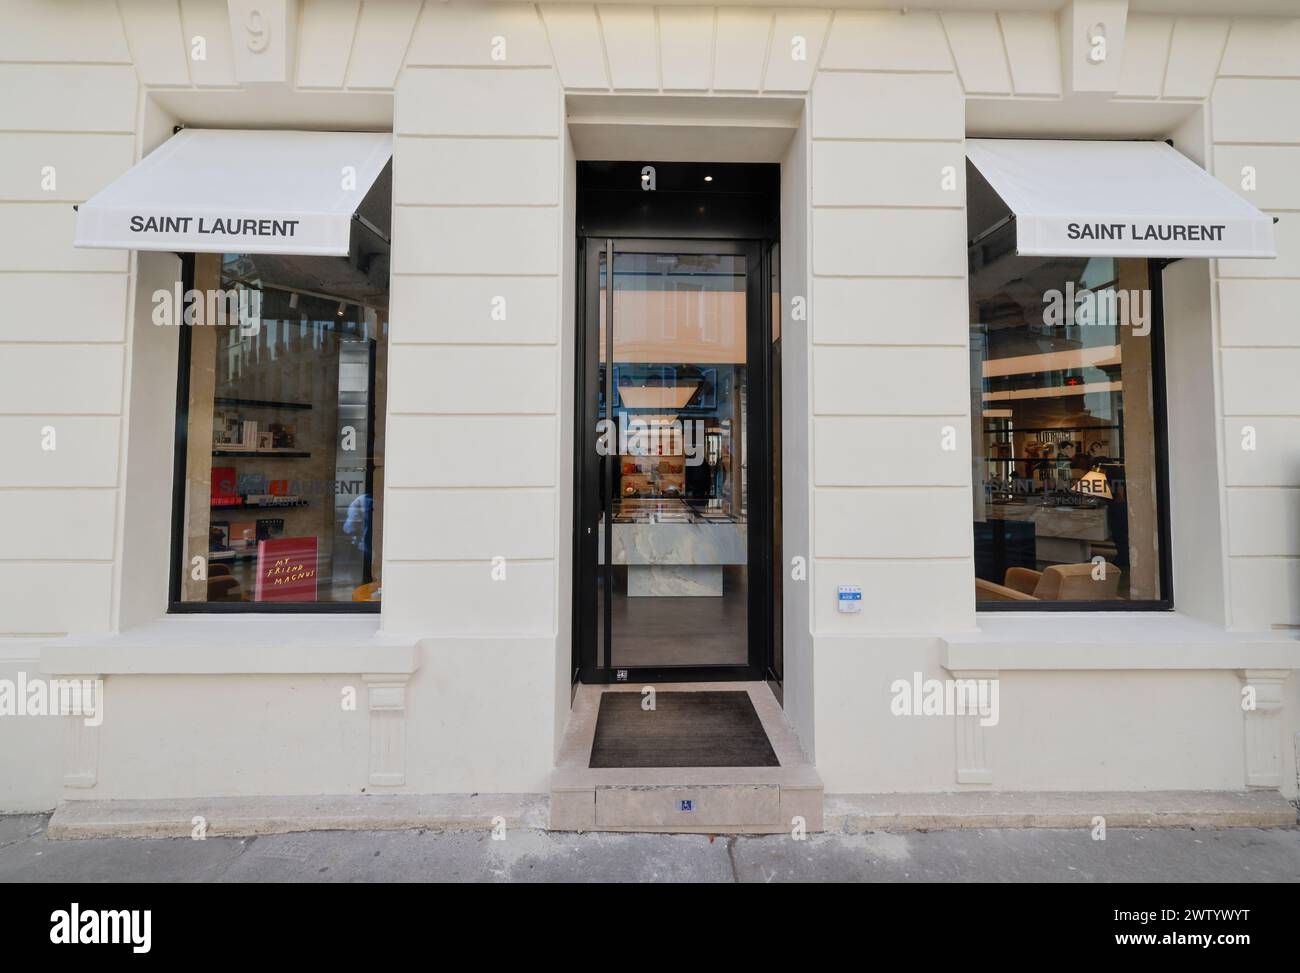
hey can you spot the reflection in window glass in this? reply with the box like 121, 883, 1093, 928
177, 245, 388, 607
968, 162, 1164, 605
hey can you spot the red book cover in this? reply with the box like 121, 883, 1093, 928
211, 466, 239, 505
254, 536, 318, 602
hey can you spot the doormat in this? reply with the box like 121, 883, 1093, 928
589, 691, 780, 769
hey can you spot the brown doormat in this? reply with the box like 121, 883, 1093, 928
589, 691, 780, 768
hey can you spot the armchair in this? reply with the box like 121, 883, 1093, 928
976, 561, 1122, 601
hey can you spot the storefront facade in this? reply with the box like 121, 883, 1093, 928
2, 0, 1298, 828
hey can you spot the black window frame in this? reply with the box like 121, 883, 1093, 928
570, 161, 782, 682
968, 223, 1175, 614
167, 253, 381, 614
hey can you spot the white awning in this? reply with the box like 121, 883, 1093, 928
966, 138, 1276, 260
74, 129, 392, 256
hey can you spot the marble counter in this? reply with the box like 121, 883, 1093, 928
986, 499, 1110, 563
987, 500, 1109, 541
599, 500, 747, 597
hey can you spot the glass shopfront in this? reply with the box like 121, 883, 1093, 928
574, 162, 779, 682
169, 168, 391, 609
967, 161, 1169, 607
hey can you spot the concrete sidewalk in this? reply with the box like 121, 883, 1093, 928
2, 814, 1298, 882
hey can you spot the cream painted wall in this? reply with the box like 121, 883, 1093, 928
0, 1, 1298, 810
1208, 21, 1300, 633
809, 12, 975, 638
779, 109, 815, 757
0, 1, 135, 639
0, 0, 137, 810
801, 3, 1300, 795
814, 639, 1252, 793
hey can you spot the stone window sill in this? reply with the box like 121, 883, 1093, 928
944, 612, 1299, 672
38, 614, 418, 676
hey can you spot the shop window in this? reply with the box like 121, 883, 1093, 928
170, 214, 389, 610
968, 163, 1170, 608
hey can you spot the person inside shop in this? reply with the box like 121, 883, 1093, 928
344, 492, 373, 561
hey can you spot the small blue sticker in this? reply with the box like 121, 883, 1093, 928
679, 800, 694, 812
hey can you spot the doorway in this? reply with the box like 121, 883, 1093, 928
573, 162, 779, 684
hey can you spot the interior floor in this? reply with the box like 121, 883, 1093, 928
606, 565, 749, 668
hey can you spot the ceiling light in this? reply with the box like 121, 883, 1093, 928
288, 292, 299, 309
703, 175, 713, 182
337, 301, 346, 316
618, 383, 700, 410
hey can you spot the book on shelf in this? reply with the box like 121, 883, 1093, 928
229, 521, 257, 551
255, 518, 286, 541
254, 535, 318, 603
268, 422, 296, 449
210, 466, 239, 505
219, 414, 243, 446
212, 412, 270, 449
209, 521, 230, 551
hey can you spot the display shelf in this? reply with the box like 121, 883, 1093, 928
214, 396, 313, 411
212, 449, 311, 458
982, 424, 1121, 433
210, 500, 309, 510
985, 456, 1125, 462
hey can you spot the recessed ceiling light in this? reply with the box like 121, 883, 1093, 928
703, 175, 713, 182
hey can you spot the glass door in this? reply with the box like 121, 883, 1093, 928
577, 239, 770, 682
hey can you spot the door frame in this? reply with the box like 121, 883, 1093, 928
573, 235, 775, 685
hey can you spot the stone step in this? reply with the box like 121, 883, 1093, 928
46, 794, 548, 840
41, 789, 1293, 840
549, 682, 824, 834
